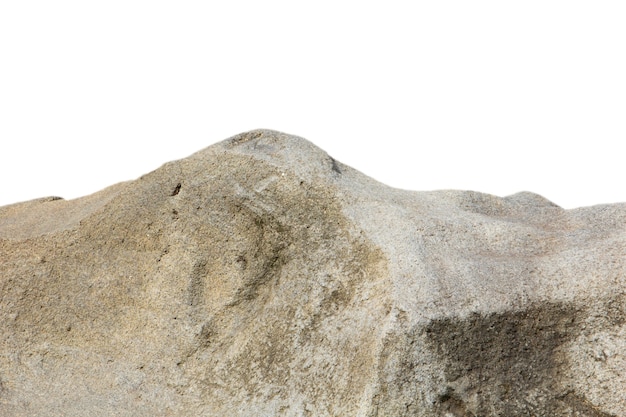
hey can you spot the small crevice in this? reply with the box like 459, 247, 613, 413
170, 183, 182, 196
437, 388, 472, 417
226, 130, 265, 148
330, 157, 342, 174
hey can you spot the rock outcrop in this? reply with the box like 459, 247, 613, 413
1, 130, 625, 416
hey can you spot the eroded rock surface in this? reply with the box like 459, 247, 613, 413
1, 130, 625, 416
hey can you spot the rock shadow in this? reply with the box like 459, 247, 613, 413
424, 302, 617, 416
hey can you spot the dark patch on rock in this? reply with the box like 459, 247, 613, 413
170, 182, 182, 196
330, 156, 342, 174
425, 302, 618, 416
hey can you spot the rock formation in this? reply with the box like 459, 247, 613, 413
1, 130, 625, 416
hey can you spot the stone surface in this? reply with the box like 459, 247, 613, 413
1, 129, 625, 416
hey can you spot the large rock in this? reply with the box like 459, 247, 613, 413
1, 130, 624, 416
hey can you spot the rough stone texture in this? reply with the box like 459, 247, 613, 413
1, 129, 625, 416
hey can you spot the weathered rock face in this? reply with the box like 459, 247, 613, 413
1, 130, 625, 416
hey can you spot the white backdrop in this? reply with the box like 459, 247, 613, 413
1, 1, 624, 209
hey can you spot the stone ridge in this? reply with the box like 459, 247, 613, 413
0, 129, 625, 416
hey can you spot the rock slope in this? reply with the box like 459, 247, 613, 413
1, 130, 625, 416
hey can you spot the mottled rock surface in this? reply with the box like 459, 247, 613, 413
1, 130, 625, 416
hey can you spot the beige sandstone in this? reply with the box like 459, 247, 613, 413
1, 130, 625, 416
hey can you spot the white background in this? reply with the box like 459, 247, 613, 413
1, 1, 624, 209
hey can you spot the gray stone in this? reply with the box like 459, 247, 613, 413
1, 129, 624, 416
